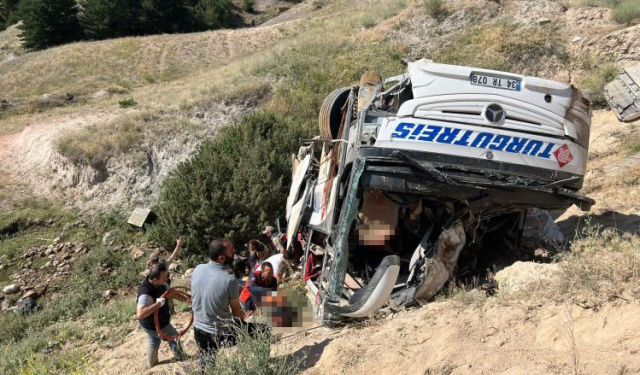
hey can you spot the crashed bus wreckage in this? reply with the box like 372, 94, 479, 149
284, 59, 595, 324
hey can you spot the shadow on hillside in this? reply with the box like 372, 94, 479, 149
555, 210, 640, 240
286, 338, 332, 370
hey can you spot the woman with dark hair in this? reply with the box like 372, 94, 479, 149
247, 239, 269, 269
232, 258, 249, 293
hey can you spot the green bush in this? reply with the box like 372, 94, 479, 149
611, 0, 640, 25
16, 0, 82, 50
198, 324, 303, 375
0, 0, 20, 30
140, 0, 195, 34
118, 97, 137, 108
243, 0, 255, 12
149, 112, 312, 254
581, 0, 640, 25
79, 0, 143, 40
195, 0, 233, 30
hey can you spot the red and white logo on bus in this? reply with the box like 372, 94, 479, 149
554, 144, 573, 167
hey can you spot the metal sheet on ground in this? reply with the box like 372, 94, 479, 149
605, 65, 640, 122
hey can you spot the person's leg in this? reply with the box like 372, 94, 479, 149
194, 327, 219, 370
161, 324, 185, 360
139, 325, 161, 367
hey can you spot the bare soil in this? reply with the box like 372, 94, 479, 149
90, 299, 640, 375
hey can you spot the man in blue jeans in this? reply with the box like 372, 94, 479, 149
136, 263, 187, 368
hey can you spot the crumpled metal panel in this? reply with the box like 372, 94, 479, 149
605, 65, 640, 122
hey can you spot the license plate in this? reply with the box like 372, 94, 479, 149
470, 73, 521, 91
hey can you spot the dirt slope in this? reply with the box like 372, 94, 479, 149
89, 299, 640, 375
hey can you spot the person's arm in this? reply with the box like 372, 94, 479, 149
273, 237, 285, 254
136, 295, 165, 319
166, 237, 183, 265
230, 298, 245, 320
227, 277, 244, 320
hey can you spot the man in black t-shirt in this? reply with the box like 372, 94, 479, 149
136, 263, 187, 368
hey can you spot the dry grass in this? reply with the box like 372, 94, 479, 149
0, 26, 287, 99
46, 0, 408, 166
502, 222, 640, 306
431, 19, 570, 75
436, 278, 488, 308
575, 55, 619, 109
558, 224, 640, 304
0, 23, 23, 62
56, 113, 155, 168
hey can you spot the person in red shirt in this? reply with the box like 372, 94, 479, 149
240, 262, 278, 311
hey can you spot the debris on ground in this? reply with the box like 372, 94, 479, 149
605, 64, 640, 122
127, 207, 154, 227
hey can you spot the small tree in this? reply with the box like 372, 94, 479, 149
243, 0, 255, 12
17, 0, 82, 50
79, 0, 143, 40
140, 0, 195, 34
0, 0, 21, 30
149, 112, 311, 254
195, 0, 232, 30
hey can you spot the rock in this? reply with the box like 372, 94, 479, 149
537, 17, 551, 25
104, 290, 116, 298
102, 232, 112, 245
1, 298, 12, 312
93, 90, 110, 100
572, 35, 582, 43
495, 262, 560, 296
3, 284, 20, 294
132, 250, 145, 260
53, 237, 61, 245
184, 268, 195, 277
0, 264, 5, 271
22, 290, 39, 300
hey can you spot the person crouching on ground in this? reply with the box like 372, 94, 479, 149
136, 263, 187, 368
264, 250, 297, 284
240, 261, 278, 311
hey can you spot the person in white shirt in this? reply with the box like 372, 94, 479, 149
263, 250, 295, 283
